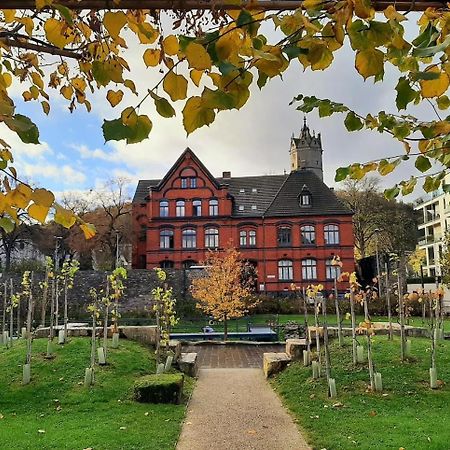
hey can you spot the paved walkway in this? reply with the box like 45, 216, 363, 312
183, 344, 284, 368
176, 368, 310, 450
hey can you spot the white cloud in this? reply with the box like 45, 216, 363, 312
21, 162, 86, 185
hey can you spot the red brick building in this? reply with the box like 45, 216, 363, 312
132, 121, 354, 294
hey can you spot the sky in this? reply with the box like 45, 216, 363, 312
1, 12, 436, 203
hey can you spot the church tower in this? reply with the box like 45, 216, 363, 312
290, 117, 323, 180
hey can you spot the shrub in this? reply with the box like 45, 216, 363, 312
133, 373, 184, 404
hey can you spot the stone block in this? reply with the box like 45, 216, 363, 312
263, 352, 291, 378
285, 339, 307, 361
169, 340, 182, 362
178, 352, 198, 377
133, 373, 184, 404
119, 326, 158, 346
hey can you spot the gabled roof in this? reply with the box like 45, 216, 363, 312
264, 170, 351, 217
153, 147, 222, 192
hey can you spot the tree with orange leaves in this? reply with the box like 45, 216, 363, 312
190, 247, 258, 341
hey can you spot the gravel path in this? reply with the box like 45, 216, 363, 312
176, 368, 310, 450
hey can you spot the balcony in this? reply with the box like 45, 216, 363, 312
418, 235, 441, 245
418, 212, 440, 225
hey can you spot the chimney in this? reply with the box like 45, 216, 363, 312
222, 171, 231, 179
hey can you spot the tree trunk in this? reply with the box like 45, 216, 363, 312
364, 295, 375, 390
155, 308, 161, 365
398, 268, 406, 361
320, 295, 331, 388
9, 279, 14, 347
302, 287, 310, 354
102, 278, 110, 361
63, 275, 69, 342
55, 278, 60, 328
4, 246, 11, 272
2, 282, 6, 339
223, 315, 228, 342
314, 296, 321, 367
25, 273, 34, 366
334, 277, 342, 346
350, 290, 357, 366
16, 299, 20, 338
40, 270, 49, 327
385, 262, 393, 340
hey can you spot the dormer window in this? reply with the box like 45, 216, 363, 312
299, 185, 312, 207
300, 193, 311, 206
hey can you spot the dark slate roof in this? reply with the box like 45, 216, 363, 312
218, 175, 287, 217
133, 171, 351, 217
265, 170, 351, 217
132, 179, 160, 203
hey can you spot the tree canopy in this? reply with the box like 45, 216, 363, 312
0, 0, 449, 234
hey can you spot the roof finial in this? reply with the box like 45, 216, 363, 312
303, 116, 307, 128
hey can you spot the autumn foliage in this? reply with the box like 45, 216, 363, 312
190, 247, 258, 340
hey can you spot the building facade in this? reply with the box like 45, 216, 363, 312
414, 175, 450, 277
132, 122, 354, 294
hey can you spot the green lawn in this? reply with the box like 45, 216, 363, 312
272, 336, 450, 450
0, 338, 192, 450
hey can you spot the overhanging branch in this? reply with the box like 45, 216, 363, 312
0, 0, 447, 11
0, 37, 83, 59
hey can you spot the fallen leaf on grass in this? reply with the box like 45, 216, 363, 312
332, 402, 344, 408
144, 412, 149, 416
0, 414, 4, 419
119, 426, 126, 430
369, 411, 377, 417
38, 429, 45, 434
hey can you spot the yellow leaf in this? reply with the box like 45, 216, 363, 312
41, 101, 50, 115
80, 223, 96, 240
72, 77, 87, 92
31, 72, 44, 90
185, 43, 212, 71
124, 79, 137, 95
103, 11, 127, 40
18, 17, 34, 36
36, 0, 53, 9
420, 67, 450, 98
107, 89, 124, 107
355, 48, 384, 79
384, 5, 406, 21
163, 35, 180, 56
54, 205, 76, 229
182, 96, 215, 135
353, 0, 375, 19
3, 10, 16, 23
190, 69, 203, 87
8, 184, 32, 209
143, 49, 161, 67
216, 28, 242, 61
60, 85, 73, 100
28, 203, 50, 224
163, 72, 188, 102
121, 107, 138, 127
44, 18, 73, 49
31, 188, 54, 207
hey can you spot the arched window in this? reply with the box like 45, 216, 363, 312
159, 260, 174, 268
160, 229, 174, 249
160, 200, 169, 217
182, 228, 196, 248
183, 260, 196, 269
240, 230, 247, 247
326, 258, 341, 280
193, 199, 202, 217
248, 230, 256, 246
278, 260, 293, 281
302, 259, 317, 280
324, 224, 340, 245
205, 227, 219, 248
301, 225, 315, 245
277, 226, 291, 247
176, 200, 185, 217
209, 198, 219, 216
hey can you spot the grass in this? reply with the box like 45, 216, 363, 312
272, 336, 450, 450
0, 338, 193, 450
